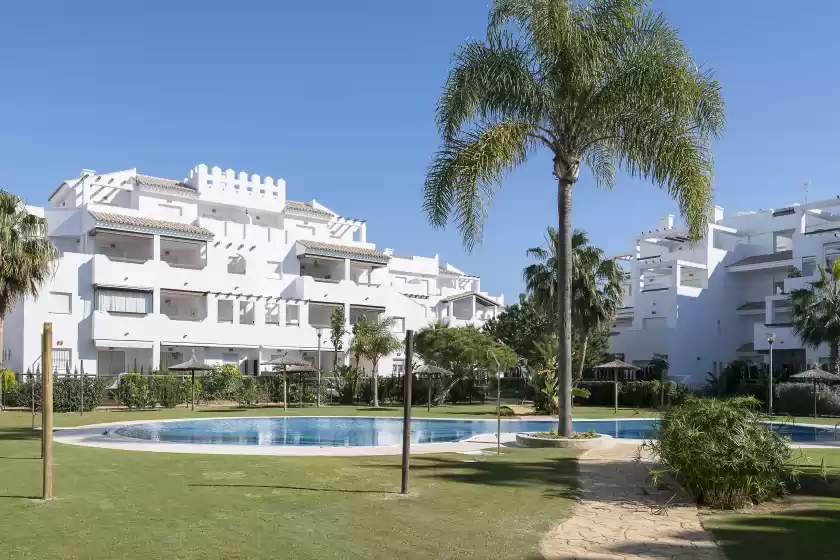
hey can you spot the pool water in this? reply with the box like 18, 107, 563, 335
112, 417, 839, 447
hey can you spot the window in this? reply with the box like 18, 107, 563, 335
392, 317, 405, 333
773, 280, 785, 295
239, 301, 255, 325
265, 302, 280, 324
95, 289, 151, 314
97, 350, 125, 376
642, 317, 667, 330
227, 254, 246, 275
286, 304, 300, 326
392, 360, 405, 377
218, 299, 234, 323
267, 261, 283, 279
52, 349, 71, 374
49, 292, 72, 314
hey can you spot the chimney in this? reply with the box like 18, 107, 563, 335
712, 205, 724, 224
383, 248, 394, 256
659, 214, 675, 229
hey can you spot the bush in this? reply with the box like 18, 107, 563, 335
12, 376, 105, 412
644, 396, 797, 508
116, 373, 150, 409
237, 377, 263, 406
497, 405, 515, 417
578, 380, 690, 408
150, 375, 182, 408
1, 369, 15, 392
572, 386, 591, 404
201, 364, 242, 401
775, 383, 840, 416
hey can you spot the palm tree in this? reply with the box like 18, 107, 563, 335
329, 306, 346, 371
0, 191, 57, 366
361, 317, 402, 407
423, 0, 723, 436
524, 227, 624, 380
791, 261, 840, 375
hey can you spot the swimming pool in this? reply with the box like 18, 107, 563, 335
111, 417, 839, 447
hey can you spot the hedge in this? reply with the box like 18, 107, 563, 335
8, 376, 105, 412
774, 383, 840, 417
577, 380, 691, 408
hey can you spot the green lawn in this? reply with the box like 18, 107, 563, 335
0, 406, 579, 560
703, 448, 840, 560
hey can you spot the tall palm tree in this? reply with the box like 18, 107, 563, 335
0, 191, 57, 367
791, 261, 840, 375
423, 0, 723, 436
524, 227, 624, 380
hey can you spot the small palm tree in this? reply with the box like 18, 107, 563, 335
329, 306, 347, 371
525, 228, 624, 380
791, 261, 840, 375
424, 0, 723, 435
362, 317, 402, 407
0, 191, 57, 365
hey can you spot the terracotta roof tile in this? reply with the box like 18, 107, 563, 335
135, 174, 197, 195
89, 211, 213, 238
728, 250, 793, 268
286, 200, 334, 218
297, 239, 389, 263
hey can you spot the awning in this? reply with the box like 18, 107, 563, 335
89, 211, 213, 240
296, 240, 390, 265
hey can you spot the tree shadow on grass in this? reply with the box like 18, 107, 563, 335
0, 427, 40, 441
188, 483, 398, 495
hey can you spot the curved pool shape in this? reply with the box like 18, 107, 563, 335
112, 417, 838, 447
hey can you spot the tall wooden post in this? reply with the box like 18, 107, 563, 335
401, 330, 413, 495
42, 323, 54, 500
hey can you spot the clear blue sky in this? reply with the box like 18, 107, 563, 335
2, 1, 840, 301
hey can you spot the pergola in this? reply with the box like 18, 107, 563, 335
415, 364, 454, 412
262, 356, 318, 411
789, 367, 840, 418
167, 350, 213, 411
592, 359, 640, 413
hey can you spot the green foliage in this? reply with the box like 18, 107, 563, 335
116, 373, 150, 409
13, 376, 105, 412
332, 365, 363, 405
237, 377, 265, 407
150, 375, 181, 408
577, 380, 690, 408
415, 325, 517, 403
329, 306, 347, 370
202, 364, 242, 401
572, 387, 591, 403
497, 405, 516, 417
644, 397, 797, 508
791, 261, 840, 374
483, 294, 551, 366
1, 368, 16, 392
775, 383, 840, 417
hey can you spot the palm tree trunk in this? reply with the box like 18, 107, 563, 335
831, 341, 840, 376
373, 360, 379, 407
0, 314, 5, 370
576, 333, 589, 385
557, 177, 573, 437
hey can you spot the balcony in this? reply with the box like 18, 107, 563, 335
92, 254, 154, 289
290, 276, 388, 308
728, 250, 795, 272
753, 322, 801, 351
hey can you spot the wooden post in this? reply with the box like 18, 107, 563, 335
42, 323, 54, 500
427, 376, 431, 413
814, 379, 818, 419
191, 370, 196, 411
614, 369, 619, 414
80, 364, 85, 416
283, 372, 288, 412
401, 330, 413, 495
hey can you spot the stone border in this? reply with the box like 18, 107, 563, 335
516, 432, 615, 450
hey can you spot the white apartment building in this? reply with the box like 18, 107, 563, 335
5, 165, 503, 377
609, 199, 840, 386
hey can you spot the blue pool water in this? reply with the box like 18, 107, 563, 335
112, 417, 839, 447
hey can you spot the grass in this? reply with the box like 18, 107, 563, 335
0, 406, 579, 560
703, 448, 840, 560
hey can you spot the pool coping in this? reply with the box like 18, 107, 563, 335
52, 416, 840, 456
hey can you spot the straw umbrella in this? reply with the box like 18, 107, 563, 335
592, 359, 640, 413
789, 366, 840, 418
167, 350, 213, 411
415, 364, 454, 412
263, 356, 317, 411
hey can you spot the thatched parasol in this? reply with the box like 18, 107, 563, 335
592, 359, 640, 413
167, 350, 213, 411
263, 356, 317, 410
416, 364, 455, 412
790, 367, 840, 418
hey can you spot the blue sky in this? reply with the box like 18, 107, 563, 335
2, 1, 840, 301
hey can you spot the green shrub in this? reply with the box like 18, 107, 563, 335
201, 364, 242, 401
775, 383, 840, 416
237, 377, 265, 407
116, 373, 150, 409
497, 405, 516, 417
1, 369, 16, 392
578, 380, 690, 408
572, 386, 591, 403
11, 376, 105, 412
150, 375, 181, 408
643, 396, 797, 509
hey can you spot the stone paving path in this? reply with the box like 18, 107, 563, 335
540, 443, 724, 560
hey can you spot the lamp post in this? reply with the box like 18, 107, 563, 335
316, 328, 323, 408
767, 332, 776, 414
